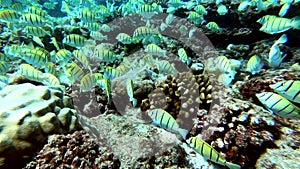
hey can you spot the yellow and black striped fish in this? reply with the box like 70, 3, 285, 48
133, 26, 158, 39
0, 9, 20, 22
42, 73, 61, 87
103, 66, 117, 80
78, 9, 96, 22
54, 49, 72, 63
20, 14, 47, 27
187, 137, 241, 169
97, 78, 111, 103
80, 73, 96, 92
84, 22, 101, 31
126, 78, 137, 107
65, 62, 84, 82
148, 109, 188, 139
63, 34, 87, 48
44, 62, 57, 76
157, 60, 177, 75
21, 48, 49, 67
138, 4, 155, 13
93, 48, 119, 63
270, 80, 300, 104
73, 50, 91, 72
19, 63, 44, 82
256, 92, 300, 118
24, 26, 51, 37
178, 48, 191, 65
116, 33, 134, 44
259, 17, 292, 34
28, 6, 47, 17
0, 61, 10, 74
145, 43, 166, 56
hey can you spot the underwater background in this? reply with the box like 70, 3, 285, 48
0, 0, 300, 168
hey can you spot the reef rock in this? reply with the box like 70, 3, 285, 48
0, 83, 81, 168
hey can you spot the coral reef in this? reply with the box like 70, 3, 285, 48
24, 130, 120, 169
0, 83, 81, 168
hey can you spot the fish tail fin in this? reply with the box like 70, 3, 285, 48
178, 128, 189, 140
276, 34, 288, 45
226, 162, 241, 169
292, 16, 300, 29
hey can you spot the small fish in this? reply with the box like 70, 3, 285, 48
3, 44, 21, 58
54, 49, 72, 63
90, 31, 108, 41
63, 34, 87, 48
80, 73, 96, 92
165, 14, 175, 25
215, 56, 236, 75
21, 48, 49, 67
148, 109, 188, 139
279, 3, 291, 17
19, 63, 44, 82
145, 44, 166, 57
78, 9, 96, 22
194, 4, 207, 15
42, 73, 61, 87
28, 6, 47, 17
238, 1, 250, 12
206, 22, 222, 32
0, 53, 8, 61
73, 50, 91, 72
217, 5, 228, 15
0, 61, 10, 74
65, 62, 84, 82
24, 26, 51, 37
32, 36, 45, 48
257, 15, 277, 24
100, 24, 112, 32
256, 92, 300, 118
93, 48, 119, 63
0, 9, 20, 22
84, 22, 101, 31
178, 48, 191, 65
259, 16, 300, 34
133, 26, 158, 39
187, 137, 241, 169
103, 66, 117, 80
187, 11, 204, 25
246, 55, 263, 74
218, 73, 234, 86
116, 64, 130, 76
50, 37, 60, 50
126, 78, 137, 107
116, 33, 135, 44
157, 60, 177, 75
44, 62, 57, 76
268, 34, 287, 67
270, 80, 300, 104
97, 78, 111, 103
20, 14, 47, 27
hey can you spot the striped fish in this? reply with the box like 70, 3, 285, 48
133, 26, 158, 39
20, 14, 47, 27
65, 62, 84, 82
215, 56, 235, 75
80, 73, 96, 92
126, 78, 137, 107
42, 73, 61, 87
0, 61, 10, 74
3, 44, 21, 58
259, 16, 300, 34
50, 37, 60, 50
268, 34, 287, 67
246, 55, 263, 75
24, 26, 50, 37
256, 92, 300, 118
138, 4, 155, 13
63, 34, 87, 48
148, 109, 188, 139
257, 15, 277, 24
206, 22, 222, 32
145, 44, 166, 57
90, 31, 107, 41
187, 137, 241, 169
78, 9, 96, 22
73, 50, 91, 72
270, 80, 300, 104
54, 49, 72, 63
116, 33, 134, 44
19, 64, 44, 82
178, 48, 191, 65
97, 78, 111, 103
0, 53, 8, 61
194, 4, 207, 15
21, 48, 49, 67
116, 64, 131, 76
94, 73, 103, 81
217, 5, 228, 15
44, 62, 57, 76
0, 9, 20, 22
28, 6, 47, 17
103, 66, 117, 80
187, 11, 204, 25
157, 60, 177, 75
93, 48, 119, 63
84, 22, 101, 31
